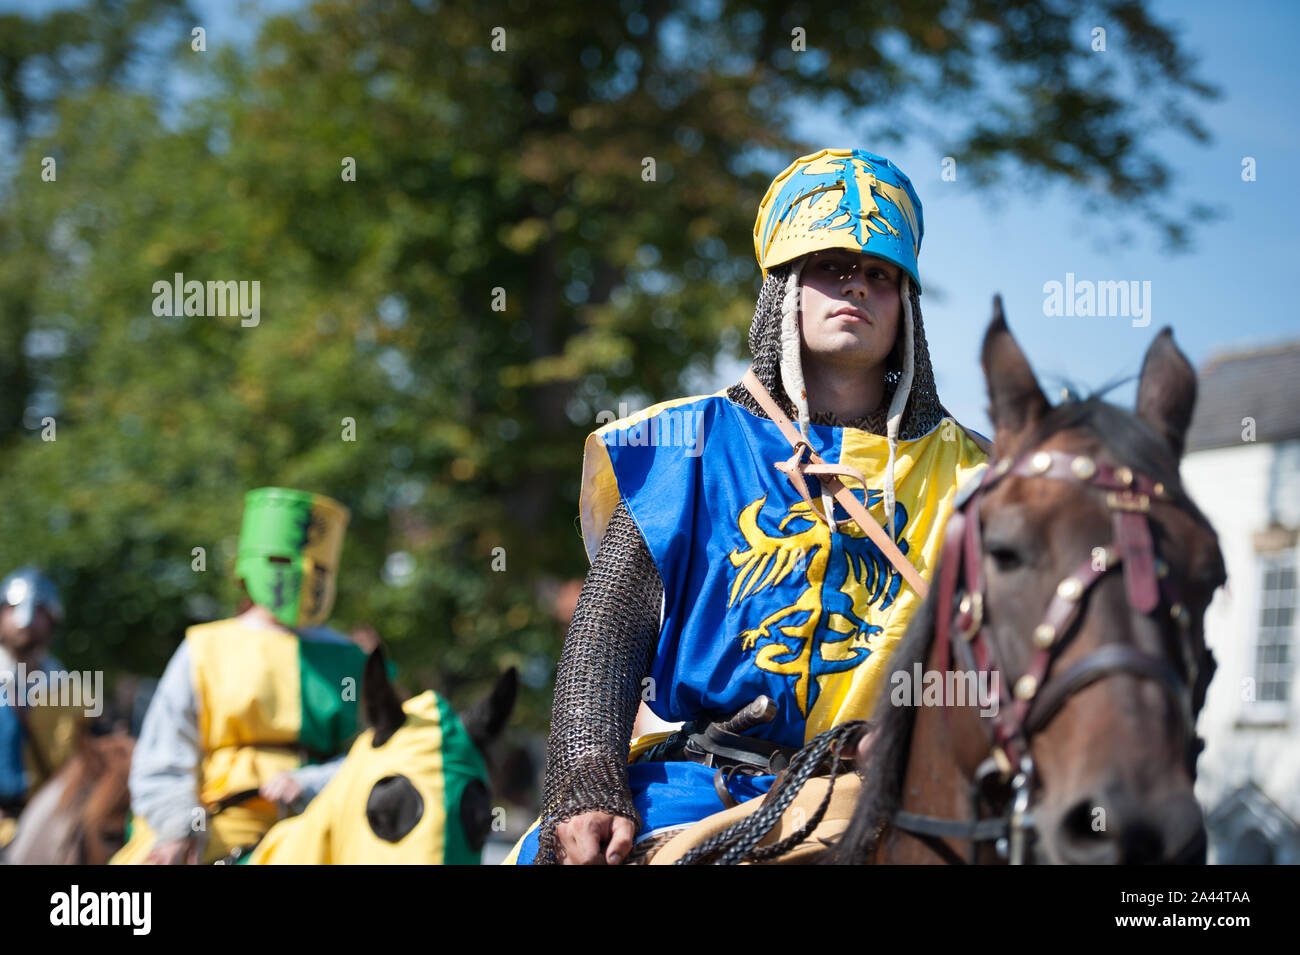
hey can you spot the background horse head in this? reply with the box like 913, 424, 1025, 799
839, 301, 1226, 864
2, 731, 133, 865
248, 646, 517, 864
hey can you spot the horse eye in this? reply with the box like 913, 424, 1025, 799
985, 544, 1024, 572
1198, 555, 1228, 591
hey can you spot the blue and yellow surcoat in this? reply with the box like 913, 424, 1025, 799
506, 392, 986, 863
584, 392, 987, 746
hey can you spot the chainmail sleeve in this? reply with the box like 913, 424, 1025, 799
534, 499, 663, 864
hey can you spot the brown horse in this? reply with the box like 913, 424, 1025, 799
2, 732, 134, 865
837, 302, 1226, 864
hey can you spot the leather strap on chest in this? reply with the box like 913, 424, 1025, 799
741, 368, 929, 598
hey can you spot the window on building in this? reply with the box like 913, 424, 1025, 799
1254, 552, 1296, 705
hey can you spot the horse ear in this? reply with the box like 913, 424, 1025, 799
461, 667, 518, 754
363, 646, 406, 747
981, 296, 1050, 452
1136, 327, 1198, 459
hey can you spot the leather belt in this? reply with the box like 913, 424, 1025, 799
634, 718, 798, 776
634, 696, 859, 809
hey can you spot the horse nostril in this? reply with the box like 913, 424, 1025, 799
1054, 793, 1171, 865
1119, 819, 1166, 865
1054, 795, 1120, 864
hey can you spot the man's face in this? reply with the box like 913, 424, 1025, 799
799, 250, 902, 368
0, 603, 53, 657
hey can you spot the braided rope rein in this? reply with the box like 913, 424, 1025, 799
673, 720, 869, 865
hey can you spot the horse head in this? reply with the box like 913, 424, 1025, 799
841, 299, 1225, 865
3, 731, 134, 865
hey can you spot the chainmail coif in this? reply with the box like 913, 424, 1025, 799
535, 260, 949, 863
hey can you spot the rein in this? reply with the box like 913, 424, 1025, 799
892, 443, 1211, 864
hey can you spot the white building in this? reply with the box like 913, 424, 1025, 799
1181, 341, 1300, 864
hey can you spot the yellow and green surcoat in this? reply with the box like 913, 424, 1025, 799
112, 618, 366, 864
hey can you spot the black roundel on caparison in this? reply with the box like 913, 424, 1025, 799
366, 774, 424, 843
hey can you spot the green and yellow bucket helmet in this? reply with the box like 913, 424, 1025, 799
753, 147, 925, 289
234, 487, 349, 628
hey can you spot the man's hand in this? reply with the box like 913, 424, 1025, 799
260, 771, 304, 807
146, 838, 200, 865
855, 726, 877, 772
554, 811, 636, 865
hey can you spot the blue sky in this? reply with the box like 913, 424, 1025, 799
5, 0, 1296, 434
789, 0, 1300, 433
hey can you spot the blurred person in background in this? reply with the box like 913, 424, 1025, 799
112, 487, 369, 864
0, 567, 88, 848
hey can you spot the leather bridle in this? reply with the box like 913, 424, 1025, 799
892, 444, 1214, 865
739, 367, 1214, 863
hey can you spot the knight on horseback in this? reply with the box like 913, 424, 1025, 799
112, 487, 369, 864
507, 148, 992, 865
0, 567, 87, 848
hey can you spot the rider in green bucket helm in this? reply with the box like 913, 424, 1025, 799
113, 488, 367, 865
0, 567, 88, 846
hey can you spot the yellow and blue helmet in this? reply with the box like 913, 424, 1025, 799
754, 147, 925, 290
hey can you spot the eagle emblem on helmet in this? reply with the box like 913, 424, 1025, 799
754, 147, 924, 288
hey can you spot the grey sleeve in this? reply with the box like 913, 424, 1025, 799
128, 640, 204, 845
287, 756, 346, 807
534, 499, 663, 864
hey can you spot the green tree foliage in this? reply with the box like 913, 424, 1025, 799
0, 0, 1215, 725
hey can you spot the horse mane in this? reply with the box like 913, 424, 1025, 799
833, 569, 938, 863
834, 389, 1209, 863
56, 733, 134, 822
55, 743, 103, 813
